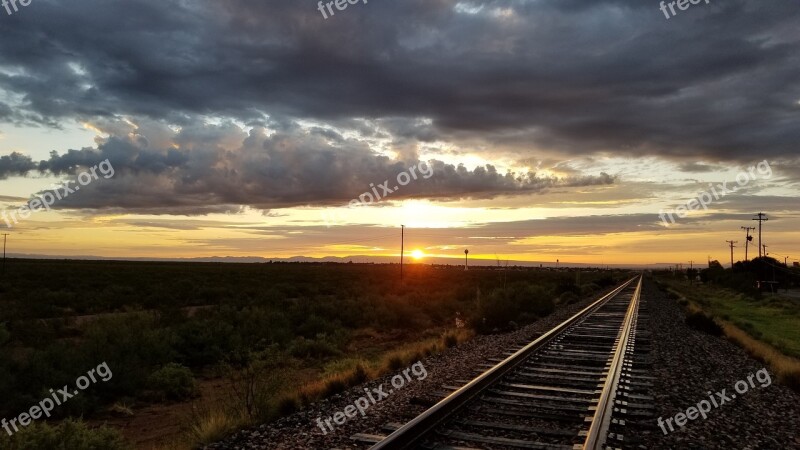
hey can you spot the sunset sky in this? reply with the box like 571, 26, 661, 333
0, 0, 798, 266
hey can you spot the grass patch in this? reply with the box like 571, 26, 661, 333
186, 406, 245, 448
659, 278, 800, 358
658, 277, 800, 392
720, 321, 800, 391
293, 328, 473, 407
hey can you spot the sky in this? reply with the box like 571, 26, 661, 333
0, 0, 798, 266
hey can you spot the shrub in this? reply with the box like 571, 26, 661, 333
346, 364, 369, 385
276, 395, 300, 416
385, 355, 405, 371
579, 283, 600, 296
187, 405, 243, 448
287, 337, 341, 358
472, 283, 554, 332
174, 318, 235, 367
442, 332, 458, 348
685, 311, 723, 336
558, 292, 580, 305
146, 363, 199, 401
0, 419, 131, 450
320, 377, 347, 397
223, 350, 287, 422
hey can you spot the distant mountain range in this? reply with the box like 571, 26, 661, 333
4, 252, 667, 269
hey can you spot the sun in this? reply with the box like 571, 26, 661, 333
411, 249, 425, 260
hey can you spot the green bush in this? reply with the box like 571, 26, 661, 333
287, 337, 341, 358
558, 292, 580, 305
442, 332, 458, 348
473, 283, 554, 332
0, 419, 130, 450
579, 283, 600, 296
685, 311, 723, 336
174, 318, 235, 368
146, 363, 199, 401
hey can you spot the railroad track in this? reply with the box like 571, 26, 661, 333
360, 275, 653, 450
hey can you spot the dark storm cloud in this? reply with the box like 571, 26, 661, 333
21, 124, 613, 211
0, 0, 797, 161
0, 152, 37, 178
677, 162, 723, 173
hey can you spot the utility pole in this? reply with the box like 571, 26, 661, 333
762, 244, 768, 257
464, 249, 469, 271
726, 240, 737, 268
400, 225, 405, 282
741, 226, 755, 261
1, 233, 7, 276
752, 213, 768, 258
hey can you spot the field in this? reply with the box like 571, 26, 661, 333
655, 273, 800, 390
0, 259, 621, 449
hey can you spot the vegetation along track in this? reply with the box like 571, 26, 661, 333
360, 275, 653, 450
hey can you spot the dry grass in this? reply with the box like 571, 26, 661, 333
283, 328, 474, 412
185, 406, 245, 449
108, 401, 135, 417
720, 321, 800, 391
159, 328, 476, 449
667, 285, 800, 392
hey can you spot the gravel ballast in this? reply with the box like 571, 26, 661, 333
640, 279, 800, 450
206, 278, 800, 449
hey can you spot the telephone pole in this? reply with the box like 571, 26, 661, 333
740, 226, 755, 261
752, 213, 768, 258
400, 225, 405, 282
762, 244, 768, 257
1, 233, 7, 276
726, 240, 737, 268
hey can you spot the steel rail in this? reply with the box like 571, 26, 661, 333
580, 275, 643, 450
369, 276, 640, 450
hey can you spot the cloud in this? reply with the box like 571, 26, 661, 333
0, 152, 37, 178
12, 120, 612, 212
0, 0, 796, 163
677, 162, 722, 173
